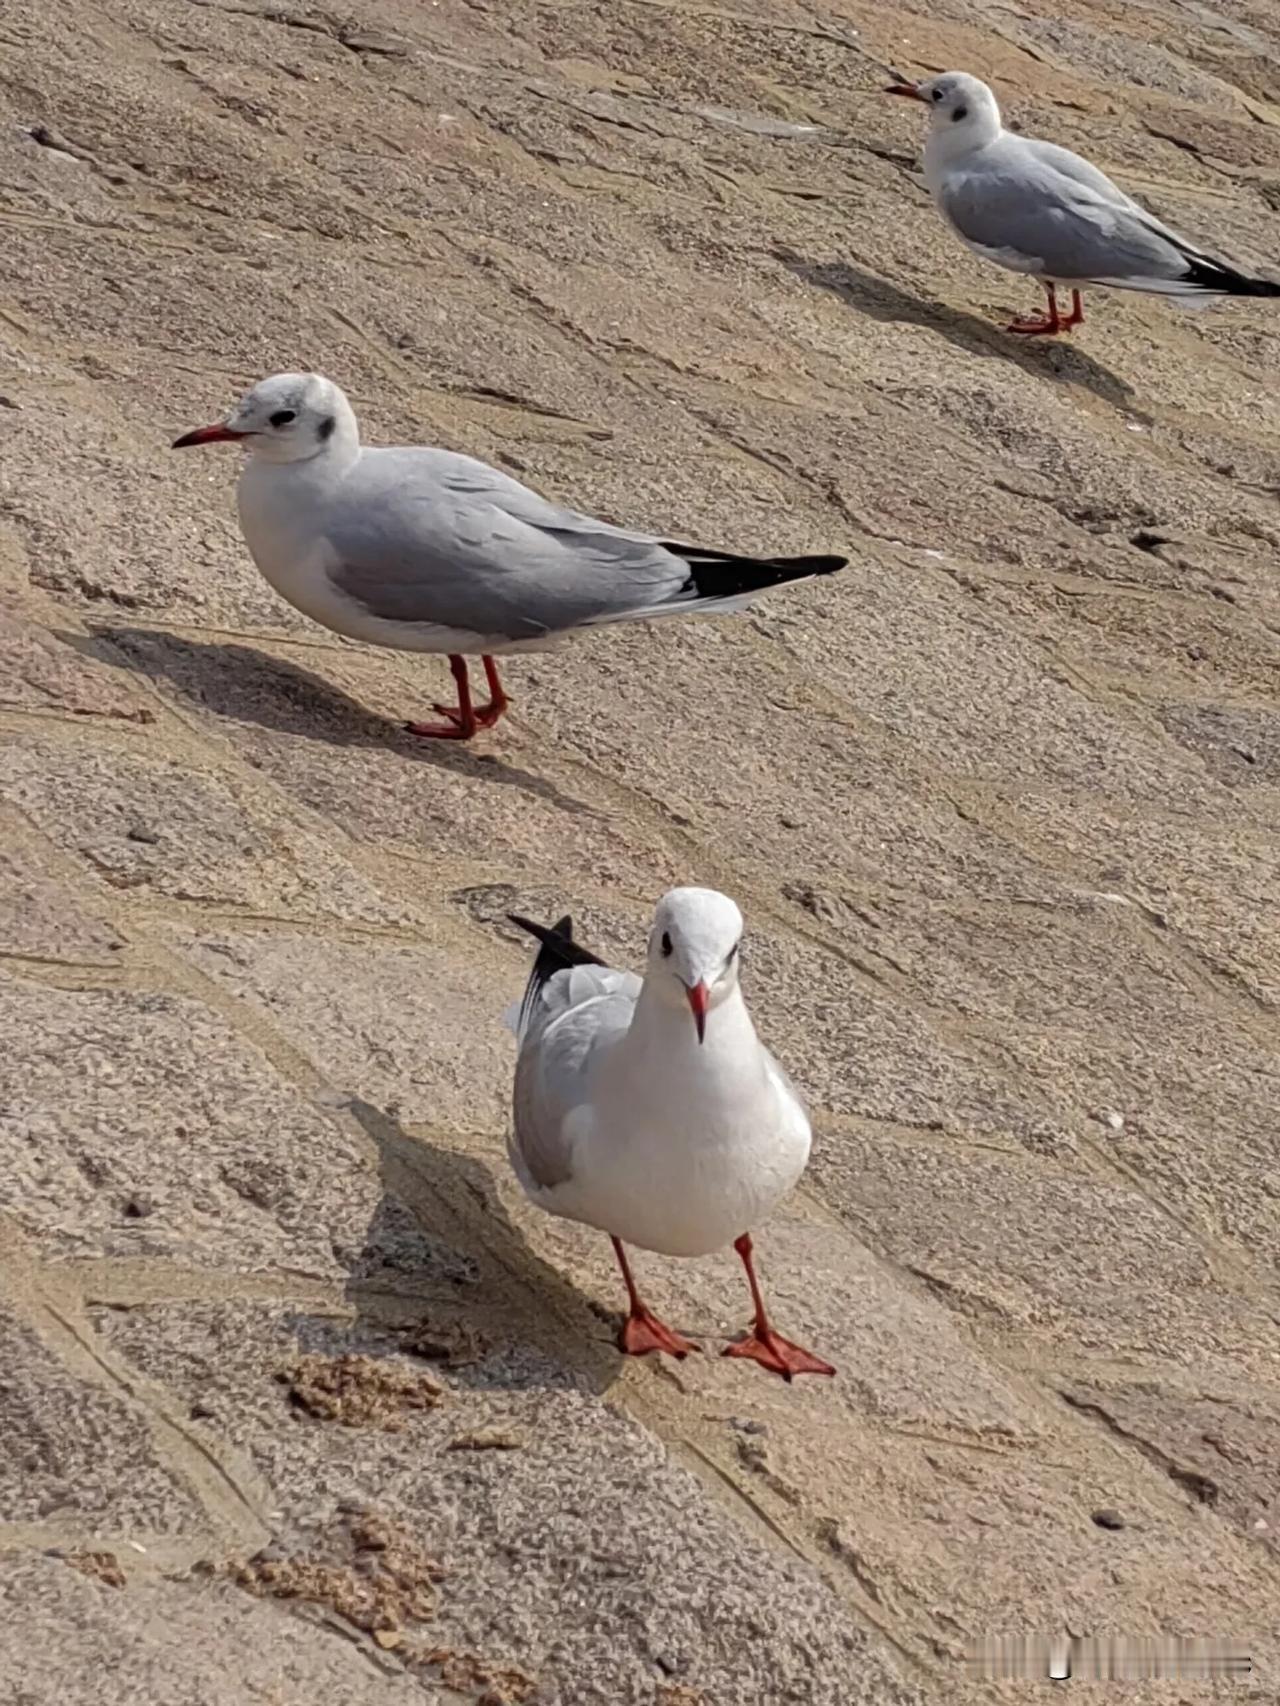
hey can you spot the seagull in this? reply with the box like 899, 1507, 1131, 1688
172, 373, 847, 740
886, 71, 1280, 335
505, 889, 834, 1381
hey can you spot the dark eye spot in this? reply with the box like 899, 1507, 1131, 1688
269, 409, 296, 428
661, 931, 672, 957
726, 941, 739, 964
931, 88, 944, 101
953, 105, 968, 121
317, 415, 336, 442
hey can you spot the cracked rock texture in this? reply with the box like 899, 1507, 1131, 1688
1, 0, 1279, 1700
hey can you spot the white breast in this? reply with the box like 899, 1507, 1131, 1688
538, 1062, 811, 1258
234, 462, 358, 635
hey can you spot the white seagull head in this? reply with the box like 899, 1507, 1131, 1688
172, 370, 358, 465
646, 887, 745, 1043
885, 70, 1003, 156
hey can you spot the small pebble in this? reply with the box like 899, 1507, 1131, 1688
1092, 1508, 1125, 1530
448, 1428, 525, 1452
340, 28, 409, 55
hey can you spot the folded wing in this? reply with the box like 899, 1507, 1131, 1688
325, 449, 699, 639
323, 448, 844, 640
507, 914, 642, 1193
940, 162, 1200, 290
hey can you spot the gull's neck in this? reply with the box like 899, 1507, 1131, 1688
927, 107, 1004, 175
622, 978, 766, 1097
244, 444, 359, 509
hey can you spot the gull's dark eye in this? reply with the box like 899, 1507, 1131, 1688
661, 931, 672, 957
269, 409, 296, 428
953, 104, 968, 121
931, 88, 944, 102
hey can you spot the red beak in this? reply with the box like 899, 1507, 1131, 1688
171, 423, 246, 449
884, 81, 925, 100
686, 980, 709, 1044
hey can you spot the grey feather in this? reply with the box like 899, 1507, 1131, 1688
324, 447, 693, 639
1016, 137, 1147, 216
510, 963, 642, 1191
939, 156, 1192, 287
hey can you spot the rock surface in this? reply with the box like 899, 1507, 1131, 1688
2, 0, 1279, 1699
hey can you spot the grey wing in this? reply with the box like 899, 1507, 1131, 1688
1018, 138, 1218, 259
941, 166, 1191, 286
324, 448, 689, 639
1017, 138, 1143, 214
510, 968, 640, 1193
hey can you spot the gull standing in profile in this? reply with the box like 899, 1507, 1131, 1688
506, 889, 834, 1381
172, 373, 847, 739
886, 71, 1280, 334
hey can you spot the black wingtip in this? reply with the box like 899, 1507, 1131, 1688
1182, 254, 1280, 297
508, 912, 606, 973
510, 911, 608, 1033
508, 911, 574, 948
663, 545, 848, 600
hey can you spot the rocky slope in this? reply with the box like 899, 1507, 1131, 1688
1, 0, 1279, 1699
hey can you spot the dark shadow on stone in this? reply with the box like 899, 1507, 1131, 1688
331, 1097, 656, 1398
778, 250, 1142, 415
63, 625, 600, 823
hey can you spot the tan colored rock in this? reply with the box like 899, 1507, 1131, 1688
0, 845, 125, 963
171, 926, 513, 1133
0, 1308, 200, 1533
0, 732, 420, 925
2, 0, 1280, 1696
0, 1555, 430, 1705
0, 976, 384, 1274
0, 599, 152, 722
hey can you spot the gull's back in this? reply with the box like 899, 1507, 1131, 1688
1013, 132, 1143, 214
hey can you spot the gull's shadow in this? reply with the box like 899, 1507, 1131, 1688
317, 1098, 636, 1397
780, 252, 1140, 413
69, 625, 599, 822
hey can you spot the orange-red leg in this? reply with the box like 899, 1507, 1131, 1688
1060, 288, 1085, 330
611, 1237, 700, 1360
474, 655, 510, 728
722, 1232, 835, 1382
406, 654, 511, 740
1008, 282, 1066, 337
406, 654, 478, 740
